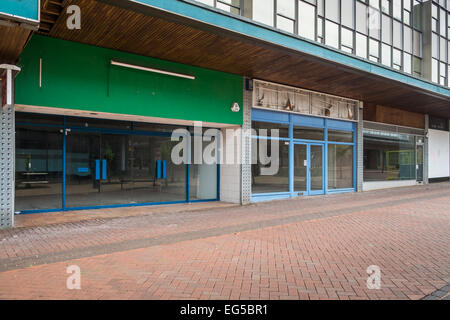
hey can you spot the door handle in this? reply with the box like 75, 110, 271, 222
102, 159, 107, 180
162, 160, 167, 179
95, 159, 107, 180
95, 159, 100, 180
156, 160, 162, 179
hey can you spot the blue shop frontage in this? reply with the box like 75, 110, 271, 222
250, 80, 358, 203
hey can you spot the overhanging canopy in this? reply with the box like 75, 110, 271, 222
15, 0, 450, 117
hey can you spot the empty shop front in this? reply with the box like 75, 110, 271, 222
15, 113, 219, 213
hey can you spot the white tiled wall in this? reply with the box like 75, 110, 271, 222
220, 127, 241, 204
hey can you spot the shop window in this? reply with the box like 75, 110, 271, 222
251, 138, 290, 194
363, 130, 416, 182
328, 144, 353, 189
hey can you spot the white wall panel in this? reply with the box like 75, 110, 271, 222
428, 129, 450, 178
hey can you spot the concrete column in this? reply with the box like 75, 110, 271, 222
241, 78, 252, 204
0, 65, 20, 229
356, 102, 364, 192
424, 114, 429, 184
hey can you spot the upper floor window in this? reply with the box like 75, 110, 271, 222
191, 0, 449, 86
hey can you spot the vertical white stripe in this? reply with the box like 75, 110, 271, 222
6, 69, 12, 105
39, 58, 42, 88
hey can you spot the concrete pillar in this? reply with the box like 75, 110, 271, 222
0, 65, 20, 229
424, 114, 429, 184
356, 102, 364, 192
241, 78, 252, 204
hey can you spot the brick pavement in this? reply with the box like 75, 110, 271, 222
0, 183, 449, 300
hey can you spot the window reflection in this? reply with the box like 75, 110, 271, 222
328, 144, 353, 189
192, 0, 436, 82
363, 130, 418, 181
251, 138, 290, 193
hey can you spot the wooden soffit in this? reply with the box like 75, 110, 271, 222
31, 0, 450, 118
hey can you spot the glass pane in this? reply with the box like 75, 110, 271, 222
66, 117, 131, 130
369, 39, 380, 59
277, 15, 295, 33
341, 27, 354, 50
253, 0, 274, 26
325, 0, 340, 22
131, 135, 187, 203
416, 138, 424, 182
403, 25, 412, 53
382, 14, 392, 44
252, 139, 290, 193
341, 0, 354, 28
310, 145, 323, 191
328, 130, 353, 142
328, 144, 353, 189
196, 0, 214, 6
382, 43, 392, 66
363, 130, 416, 181
325, 20, 339, 48
403, 52, 412, 73
298, 0, 316, 40
16, 112, 63, 126
293, 126, 324, 141
253, 121, 290, 138
65, 132, 101, 208
356, 2, 368, 34
278, 0, 296, 19
356, 33, 368, 58
393, 20, 402, 49
369, 8, 381, 40
294, 144, 307, 192
216, 2, 240, 14
393, 0, 402, 19
15, 126, 63, 212
66, 133, 187, 208
190, 138, 218, 200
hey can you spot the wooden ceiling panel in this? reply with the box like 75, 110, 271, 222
0, 25, 32, 64
31, 0, 449, 117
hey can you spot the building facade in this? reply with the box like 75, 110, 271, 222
0, 0, 449, 228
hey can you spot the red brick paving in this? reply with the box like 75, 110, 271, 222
0, 183, 449, 300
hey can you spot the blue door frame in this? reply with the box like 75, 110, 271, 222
16, 116, 220, 214
292, 142, 325, 196
307, 143, 325, 196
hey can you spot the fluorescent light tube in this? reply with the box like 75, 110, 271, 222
110, 60, 195, 80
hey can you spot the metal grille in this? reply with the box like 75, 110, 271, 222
241, 78, 252, 204
0, 105, 15, 228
